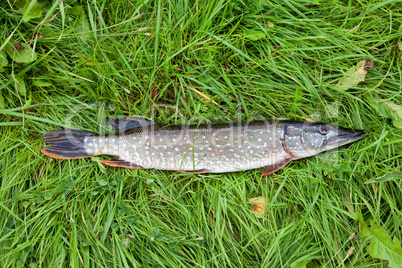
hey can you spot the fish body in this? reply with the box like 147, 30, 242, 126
42, 119, 366, 175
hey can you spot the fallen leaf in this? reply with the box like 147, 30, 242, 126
5, 42, 37, 63
336, 60, 368, 91
382, 101, 402, 129
11, 42, 22, 52
372, 98, 402, 128
248, 196, 266, 217
364, 171, 402, 184
366, 59, 375, 69
244, 29, 266, 41
359, 214, 402, 268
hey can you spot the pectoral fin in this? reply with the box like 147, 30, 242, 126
261, 156, 293, 176
99, 158, 144, 169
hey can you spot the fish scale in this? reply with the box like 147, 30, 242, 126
41, 119, 366, 175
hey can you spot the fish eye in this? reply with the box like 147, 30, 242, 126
318, 125, 330, 135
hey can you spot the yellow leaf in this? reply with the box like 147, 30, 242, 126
248, 196, 266, 217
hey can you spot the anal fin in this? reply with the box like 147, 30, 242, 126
99, 158, 144, 169
262, 156, 293, 176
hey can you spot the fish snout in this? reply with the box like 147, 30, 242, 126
338, 127, 366, 139
327, 127, 366, 147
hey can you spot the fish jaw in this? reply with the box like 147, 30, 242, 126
324, 127, 366, 151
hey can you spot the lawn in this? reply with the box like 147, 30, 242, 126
1, 0, 402, 267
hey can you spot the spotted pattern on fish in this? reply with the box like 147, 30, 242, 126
82, 123, 284, 172
41, 120, 366, 175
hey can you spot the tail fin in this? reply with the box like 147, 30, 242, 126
41, 129, 95, 159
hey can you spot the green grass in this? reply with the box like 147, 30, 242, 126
1, 0, 402, 267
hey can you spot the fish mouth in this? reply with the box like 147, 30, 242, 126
327, 128, 367, 147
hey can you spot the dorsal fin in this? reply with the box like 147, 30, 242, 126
106, 117, 159, 134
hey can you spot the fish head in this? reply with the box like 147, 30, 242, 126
283, 123, 366, 159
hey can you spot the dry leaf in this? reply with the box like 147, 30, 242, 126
248, 196, 266, 217
366, 59, 374, 69
348, 232, 356, 241
336, 60, 368, 91
346, 246, 354, 258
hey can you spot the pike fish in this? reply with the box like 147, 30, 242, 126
41, 118, 366, 175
